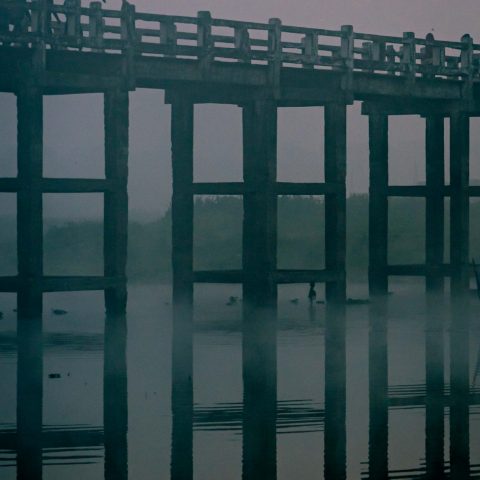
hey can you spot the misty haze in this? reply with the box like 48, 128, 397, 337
2, 0, 480, 479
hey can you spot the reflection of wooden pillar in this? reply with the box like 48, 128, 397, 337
449, 111, 469, 297
368, 112, 388, 298
170, 95, 194, 480
368, 299, 388, 480
324, 303, 346, 480
104, 314, 128, 480
104, 90, 129, 315
17, 86, 43, 318
425, 308, 445, 480
242, 100, 277, 480
324, 103, 347, 304
17, 318, 43, 480
425, 116, 445, 293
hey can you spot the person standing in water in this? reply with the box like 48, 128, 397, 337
308, 282, 317, 306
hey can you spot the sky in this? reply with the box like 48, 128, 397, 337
1, 0, 480, 220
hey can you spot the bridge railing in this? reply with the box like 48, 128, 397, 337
0, 0, 478, 86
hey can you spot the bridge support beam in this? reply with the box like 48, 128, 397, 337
17, 87, 44, 318
425, 116, 445, 293
325, 103, 347, 303
425, 115, 445, 479
368, 111, 389, 297
104, 90, 129, 315
170, 94, 194, 480
324, 102, 347, 480
449, 110, 470, 480
242, 99, 277, 479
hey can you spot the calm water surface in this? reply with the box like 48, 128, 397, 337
1, 282, 480, 479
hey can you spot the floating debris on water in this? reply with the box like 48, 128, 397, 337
52, 309, 68, 315
48, 373, 61, 379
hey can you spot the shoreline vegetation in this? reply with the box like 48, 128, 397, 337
1, 195, 479, 282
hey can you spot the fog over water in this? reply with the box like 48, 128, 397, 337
2, 283, 480, 479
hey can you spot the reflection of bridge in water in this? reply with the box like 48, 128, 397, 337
1, 1, 480, 479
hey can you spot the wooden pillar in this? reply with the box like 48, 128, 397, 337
425, 116, 445, 293
242, 100, 277, 480
17, 86, 43, 318
449, 111, 470, 296
368, 109, 389, 479
104, 314, 128, 480
425, 115, 445, 479
449, 110, 470, 480
170, 95, 194, 480
324, 103, 347, 303
368, 112, 389, 298
104, 90, 129, 315
324, 103, 347, 479
17, 317, 43, 480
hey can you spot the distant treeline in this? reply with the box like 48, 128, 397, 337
1, 195, 480, 281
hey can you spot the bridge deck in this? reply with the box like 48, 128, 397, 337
0, 1, 479, 107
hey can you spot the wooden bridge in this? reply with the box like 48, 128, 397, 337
1, 4, 478, 478
1, 0, 478, 317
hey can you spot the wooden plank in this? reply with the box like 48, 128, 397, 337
42, 276, 123, 292
0, 276, 19, 292
387, 185, 427, 197
469, 186, 480, 196
274, 269, 338, 284
192, 182, 244, 195
104, 90, 129, 314
275, 182, 334, 195
193, 270, 243, 283
368, 111, 389, 297
17, 87, 43, 318
0, 178, 19, 192
42, 178, 117, 193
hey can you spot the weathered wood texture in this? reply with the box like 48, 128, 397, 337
104, 90, 129, 314
368, 112, 389, 297
17, 87, 43, 318
242, 100, 277, 479
449, 111, 470, 297
170, 96, 194, 480
425, 116, 445, 293
242, 100, 277, 308
324, 103, 347, 303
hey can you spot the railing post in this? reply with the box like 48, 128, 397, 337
160, 18, 176, 58
234, 25, 251, 63
197, 11, 213, 77
30, 0, 47, 72
402, 31, 416, 85
461, 33, 473, 100
65, 0, 82, 47
340, 25, 354, 97
121, 0, 136, 89
268, 18, 282, 97
89, 1, 104, 51
302, 31, 317, 69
